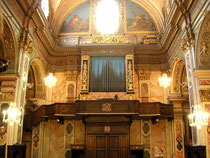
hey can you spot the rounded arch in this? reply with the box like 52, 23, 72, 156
195, 11, 210, 69
0, 16, 19, 72
171, 57, 188, 96
51, 0, 164, 35
26, 58, 46, 99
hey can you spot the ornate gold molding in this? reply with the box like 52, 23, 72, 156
0, 73, 19, 81
65, 71, 78, 81
92, 36, 129, 44
18, 35, 34, 55
138, 70, 151, 80
181, 32, 195, 54
81, 57, 89, 94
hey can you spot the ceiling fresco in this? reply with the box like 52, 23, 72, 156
60, 0, 90, 34
59, 0, 157, 35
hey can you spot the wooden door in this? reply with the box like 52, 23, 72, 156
108, 135, 120, 158
86, 134, 128, 158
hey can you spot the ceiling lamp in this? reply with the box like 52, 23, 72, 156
3, 102, 22, 126
96, 0, 119, 35
44, 73, 57, 87
188, 105, 209, 129
158, 73, 171, 88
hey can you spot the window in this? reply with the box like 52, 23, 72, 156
89, 56, 126, 92
41, 0, 49, 18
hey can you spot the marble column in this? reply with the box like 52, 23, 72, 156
181, 34, 201, 145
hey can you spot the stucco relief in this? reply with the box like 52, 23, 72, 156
197, 12, 210, 68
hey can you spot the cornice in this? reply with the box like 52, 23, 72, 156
0, 73, 19, 81
194, 70, 210, 80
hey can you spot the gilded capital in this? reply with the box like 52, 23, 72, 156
65, 71, 78, 81
138, 70, 151, 80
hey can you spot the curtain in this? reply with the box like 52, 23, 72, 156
89, 56, 126, 92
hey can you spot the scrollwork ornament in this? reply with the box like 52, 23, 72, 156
127, 60, 134, 91
81, 60, 88, 92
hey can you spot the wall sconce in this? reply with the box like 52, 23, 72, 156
158, 73, 171, 88
44, 73, 57, 87
3, 102, 22, 126
188, 105, 209, 129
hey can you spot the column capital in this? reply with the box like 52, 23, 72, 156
65, 71, 79, 81
137, 70, 151, 80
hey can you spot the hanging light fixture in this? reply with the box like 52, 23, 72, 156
158, 73, 171, 88
188, 105, 209, 129
3, 102, 22, 126
44, 73, 57, 87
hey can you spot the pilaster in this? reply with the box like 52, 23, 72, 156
80, 55, 89, 100
126, 55, 134, 100
169, 97, 186, 158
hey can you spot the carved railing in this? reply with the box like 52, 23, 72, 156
24, 101, 173, 130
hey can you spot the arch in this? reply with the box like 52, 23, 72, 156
171, 57, 188, 96
51, 0, 164, 35
195, 11, 210, 69
27, 58, 46, 99
0, 16, 19, 72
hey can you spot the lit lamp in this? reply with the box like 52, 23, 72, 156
96, 0, 119, 35
188, 105, 209, 129
44, 73, 57, 87
3, 102, 21, 126
158, 73, 171, 88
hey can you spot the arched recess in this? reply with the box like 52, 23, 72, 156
52, 0, 164, 35
0, 17, 18, 72
196, 11, 210, 69
25, 59, 45, 111
171, 57, 192, 145
171, 57, 188, 96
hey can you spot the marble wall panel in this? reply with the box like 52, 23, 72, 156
151, 119, 167, 158
65, 120, 74, 148
149, 71, 164, 103
130, 120, 141, 145
74, 120, 85, 144
205, 104, 210, 156
49, 120, 65, 158
52, 73, 67, 103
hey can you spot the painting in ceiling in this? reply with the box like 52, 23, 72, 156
60, 0, 90, 34
126, 0, 157, 32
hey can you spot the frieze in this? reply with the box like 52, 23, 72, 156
58, 34, 159, 46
